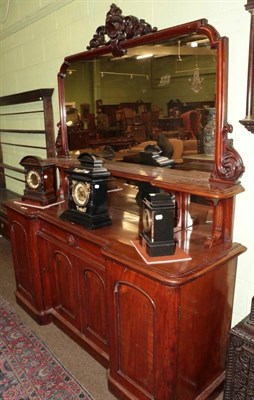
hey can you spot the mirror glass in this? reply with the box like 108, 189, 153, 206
63, 33, 217, 168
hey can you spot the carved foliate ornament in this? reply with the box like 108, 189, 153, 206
87, 3, 157, 57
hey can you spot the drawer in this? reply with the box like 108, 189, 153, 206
39, 220, 105, 263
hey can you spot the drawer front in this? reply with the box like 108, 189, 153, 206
40, 220, 105, 263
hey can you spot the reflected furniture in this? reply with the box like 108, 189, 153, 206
120, 138, 197, 165
67, 125, 90, 151
223, 297, 254, 399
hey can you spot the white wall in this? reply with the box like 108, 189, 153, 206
0, 0, 253, 325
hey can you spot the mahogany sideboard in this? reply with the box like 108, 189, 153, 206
4, 173, 246, 400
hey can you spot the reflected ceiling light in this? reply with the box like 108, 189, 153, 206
67, 68, 76, 75
186, 38, 210, 47
189, 67, 203, 93
177, 40, 182, 62
188, 45, 203, 93
136, 53, 153, 60
99, 71, 150, 79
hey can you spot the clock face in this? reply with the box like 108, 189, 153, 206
27, 169, 41, 190
142, 208, 152, 233
72, 181, 90, 207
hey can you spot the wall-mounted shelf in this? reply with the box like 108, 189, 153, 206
0, 88, 55, 238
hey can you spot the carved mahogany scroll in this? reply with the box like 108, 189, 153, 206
87, 3, 157, 57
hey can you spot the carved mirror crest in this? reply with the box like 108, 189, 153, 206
57, 3, 244, 185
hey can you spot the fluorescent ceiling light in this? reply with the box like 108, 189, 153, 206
136, 53, 153, 60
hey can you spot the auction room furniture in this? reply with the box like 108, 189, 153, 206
223, 297, 254, 399
5, 4, 247, 400
222, 3, 254, 399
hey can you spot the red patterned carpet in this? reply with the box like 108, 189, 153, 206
0, 295, 94, 400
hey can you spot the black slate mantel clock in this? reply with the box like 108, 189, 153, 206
20, 155, 57, 206
61, 152, 112, 229
140, 192, 176, 257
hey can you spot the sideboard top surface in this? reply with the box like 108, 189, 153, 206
4, 184, 246, 286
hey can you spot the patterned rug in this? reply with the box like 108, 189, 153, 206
0, 295, 94, 400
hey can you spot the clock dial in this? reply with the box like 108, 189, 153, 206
27, 169, 41, 189
72, 181, 90, 207
142, 208, 152, 233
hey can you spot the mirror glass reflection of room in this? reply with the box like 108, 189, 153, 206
64, 35, 217, 168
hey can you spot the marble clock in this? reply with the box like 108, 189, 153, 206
20, 155, 57, 206
140, 192, 176, 257
60, 152, 112, 229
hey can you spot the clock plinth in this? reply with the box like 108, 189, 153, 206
60, 152, 112, 229
140, 233, 176, 257
60, 208, 112, 229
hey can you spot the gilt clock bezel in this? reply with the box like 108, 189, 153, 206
72, 181, 91, 208
26, 169, 42, 190
142, 208, 153, 234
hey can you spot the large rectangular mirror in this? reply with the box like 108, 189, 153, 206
57, 7, 244, 184
64, 38, 216, 159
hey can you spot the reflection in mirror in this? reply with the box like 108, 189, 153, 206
64, 36, 217, 169
57, 6, 244, 184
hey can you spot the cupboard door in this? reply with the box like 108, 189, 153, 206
115, 282, 155, 393
78, 258, 108, 354
8, 210, 46, 316
107, 260, 180, 400
10, 218, 34, 304
49, 243, 80, 329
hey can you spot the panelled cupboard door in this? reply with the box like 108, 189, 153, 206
10, 218, 34, 304
48, 243, 81, 330
8, 210, 43, 313
78, 257, 108, 354
106, 260, 180, 400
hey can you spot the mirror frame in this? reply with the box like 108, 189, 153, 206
57, 3, 244, 184
240, 0, 254, 133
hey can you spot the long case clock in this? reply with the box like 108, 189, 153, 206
20, 155, 57, 206
140, 192, 176, 257
61, 152, 112, 229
